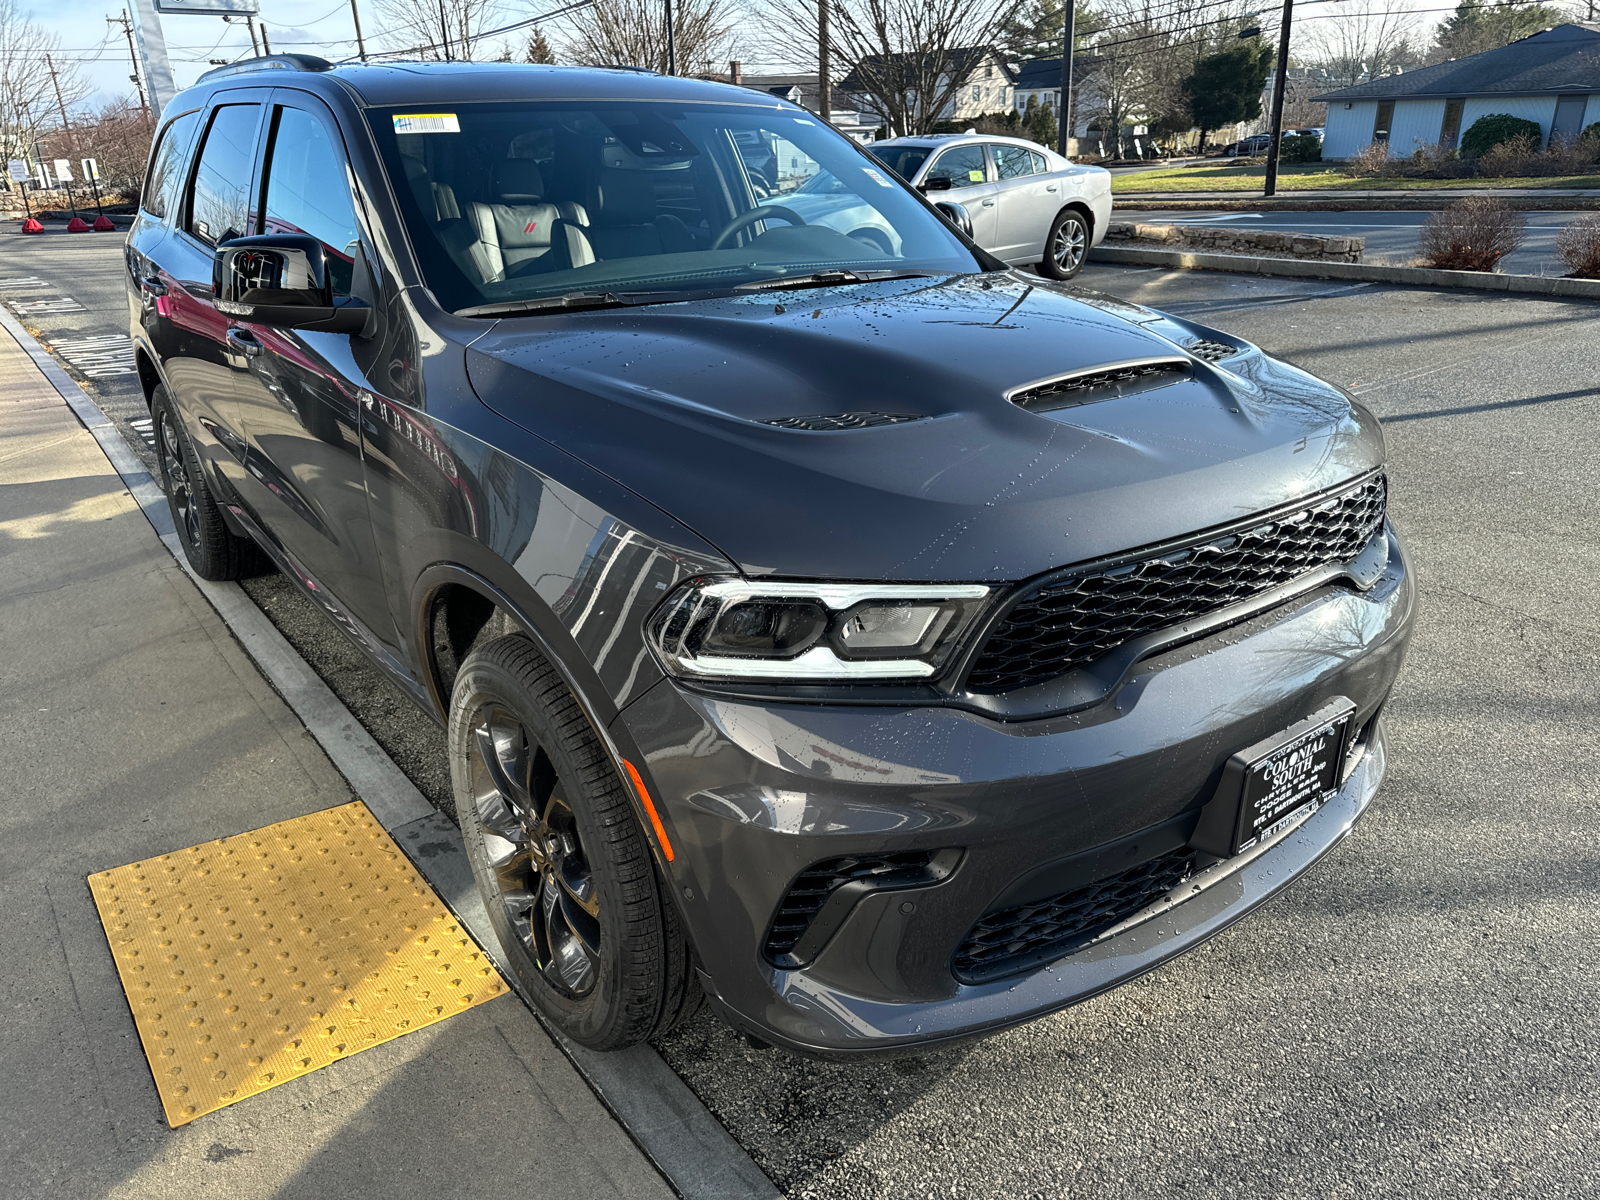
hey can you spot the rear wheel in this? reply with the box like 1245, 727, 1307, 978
1039, 209, 1090, 280
152, 385, 263, 580
450, 633, 699, 1049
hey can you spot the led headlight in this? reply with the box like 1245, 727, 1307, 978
648, 579, 992, 681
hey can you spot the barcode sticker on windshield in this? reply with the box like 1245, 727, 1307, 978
393, 113, 460, 134
862, 167, 893, 188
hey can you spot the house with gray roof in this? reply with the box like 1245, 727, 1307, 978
1313, 23, 1600, 159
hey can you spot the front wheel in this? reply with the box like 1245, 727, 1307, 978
1039, 209, 1091, 280
450, 634, 699, 1049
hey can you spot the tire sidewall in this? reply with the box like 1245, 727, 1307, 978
151, 386, 205, 569
1042, 210, 1089, 280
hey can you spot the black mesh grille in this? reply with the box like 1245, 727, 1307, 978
764, 851, 938, 959
764, 412, 923, 430
953, 848, 1198, 983
1186, 339, 1238, 362
966, 475, 1387, 694
1010, 361, 1188, 411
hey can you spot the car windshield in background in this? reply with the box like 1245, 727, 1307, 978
368, 102, 979, 314
871, 145, 931, 183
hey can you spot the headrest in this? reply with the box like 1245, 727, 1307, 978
590, 168, 658, 226
495, 159, 545, 202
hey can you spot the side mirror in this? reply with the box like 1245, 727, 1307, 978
934, 201, 973, 238
918, 176, 953, 192
213, 233, 369, 334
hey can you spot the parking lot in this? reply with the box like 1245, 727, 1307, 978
6, 234, 1598, 1198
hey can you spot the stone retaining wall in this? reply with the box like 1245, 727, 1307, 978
1105, 221, 1365, 262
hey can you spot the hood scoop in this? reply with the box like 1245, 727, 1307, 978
1185, 339, 1240, 362
764, 412, 925, 431
1008, 358, 1190, 414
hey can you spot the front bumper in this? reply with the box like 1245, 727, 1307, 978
616, 528, 1414, 1056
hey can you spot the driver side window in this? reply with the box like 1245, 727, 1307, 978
925, 145, 988, 190
261, 104, 362, 298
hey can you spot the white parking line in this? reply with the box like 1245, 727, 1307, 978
129, 416, 155, 448
49, 332, 137, 376
0, 275, 50, 289
8, 296, 86, 314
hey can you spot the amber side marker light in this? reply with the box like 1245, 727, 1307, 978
623, 758, 675, 862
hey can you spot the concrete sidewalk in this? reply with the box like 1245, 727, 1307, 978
0, 324, 674, 1196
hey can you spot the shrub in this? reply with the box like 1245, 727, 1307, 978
1418, 197, 1525, 271
1281, 134, 1321, 163
1460, 113, 1543, 158
1556, 213, 1600, 278
1344, 141, 1390, 177
1475, 134, 1539, 177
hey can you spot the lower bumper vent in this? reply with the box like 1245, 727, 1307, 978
953, 848, 1197, 984
765, 850, 959, 969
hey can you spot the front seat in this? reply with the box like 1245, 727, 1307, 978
584, 168, 698, 259
465, 160, 593, 279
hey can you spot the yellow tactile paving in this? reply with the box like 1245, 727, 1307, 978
88, 801, 504, 1127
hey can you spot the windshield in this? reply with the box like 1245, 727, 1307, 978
367, 102, 980, 314
871, 145, 932, 183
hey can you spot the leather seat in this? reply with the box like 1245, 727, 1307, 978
584, 168, 698, 259
466, 160, 592, 279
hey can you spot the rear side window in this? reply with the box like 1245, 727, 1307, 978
187, 104, 261, 247
261, 105, 361, 297
141, 111, 199, 220
992, 144, 1039, 180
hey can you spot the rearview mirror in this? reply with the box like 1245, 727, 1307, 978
934, 201, 973, 238
213, 233, 369, 334
919, 176, 953, 192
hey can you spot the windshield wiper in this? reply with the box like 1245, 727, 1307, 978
732, 269, 940, 293
455, 290, 682, 318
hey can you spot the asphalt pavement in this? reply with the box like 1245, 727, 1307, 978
1116, 208, 1585, 275
7, 229, 1600, 1199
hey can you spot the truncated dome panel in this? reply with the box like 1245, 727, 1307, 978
88, 801, 503, 1126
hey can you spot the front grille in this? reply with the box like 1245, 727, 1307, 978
966, 474, 1387, 694
764, 851, 939, 960
765, 412, 922, 430
1186, 339, 1239, 362
1010, 360, 1189, 412
953, 848, 1197, 983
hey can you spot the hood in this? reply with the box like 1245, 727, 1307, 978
465, 273, 1383, 582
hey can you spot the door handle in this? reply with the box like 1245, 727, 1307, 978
1046, 185, 1058, 192
226, 328, 262, 358
140, 276, 168, 297
981, 199, 995, 207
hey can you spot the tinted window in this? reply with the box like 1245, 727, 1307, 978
992, 144, 1038, 181
926, 145, 988, 189
873, 146, 930, 182
1028, 150, 1049, 174
188, 104, 260, 247
141, 110, 199, 220
262, 105, 361, 297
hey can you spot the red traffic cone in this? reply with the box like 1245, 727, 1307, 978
93, 215, 115, 231
67, 216, 91, 232
21, 217, 43, 233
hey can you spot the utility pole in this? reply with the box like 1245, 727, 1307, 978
261, 23, 273, 54
246, 15, 261, 55
1262, 0, 1293, 197
1056, 0, 1076, 157
817, 0, 830, 126
664, 0, 676, 75
437, 0, 451, 60
350, 0, 368, 61
128, 0, 177, 114
44, 54, 80, 219
109, 11, 149, 111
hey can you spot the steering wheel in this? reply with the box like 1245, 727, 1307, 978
710, 205, 806, 250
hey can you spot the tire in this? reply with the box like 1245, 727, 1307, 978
450, 633, 700, 1049
1039, 209, 1091, 281
151, 385, 264, 581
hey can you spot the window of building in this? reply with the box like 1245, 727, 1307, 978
1439, 98, 1466, 149
1373, 101, 1395, 145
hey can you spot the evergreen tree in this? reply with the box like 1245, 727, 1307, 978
1431, 1, 1567, 61
999, 0, 1101, 63
525, 26, 556, 64
1182, 40, 1273, 149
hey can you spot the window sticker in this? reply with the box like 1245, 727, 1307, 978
968, 169, 984, 182
393, 113, 460, 134
792, 118, 814, 125
861, 166, 893, 188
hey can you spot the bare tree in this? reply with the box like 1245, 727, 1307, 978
372, 0, 507, 60
0, 0, 87, 164
58, 96, 153, 201
555, 0, 740, 76
1298, 0, 1423, 88
760, 0, 1021, 137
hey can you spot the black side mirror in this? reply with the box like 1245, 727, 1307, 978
213, 233, 369, 334
919, 176, 953, 192
934, 201, 973, 238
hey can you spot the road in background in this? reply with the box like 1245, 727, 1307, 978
10, 232, 1600, 1199
1114, 208, 1581, 275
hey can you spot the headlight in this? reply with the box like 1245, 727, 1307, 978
647, 579, 992, 681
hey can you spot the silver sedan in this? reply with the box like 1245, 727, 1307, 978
870, 133, 1113, 279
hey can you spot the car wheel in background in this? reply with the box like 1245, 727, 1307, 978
1040, 209, 1090, 280
450, 633, 700, 1050
152, 385, 264, 581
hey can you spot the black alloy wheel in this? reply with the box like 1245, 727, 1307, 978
451, 633, 700, 1049
1041, 209, 1090, 280
150, 385, 264, 581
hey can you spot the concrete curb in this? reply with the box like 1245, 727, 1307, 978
0, 305, 779, 1200
1111, 193, 1600, 212
1089, 243, 1600, 298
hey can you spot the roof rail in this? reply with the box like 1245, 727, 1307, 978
196, 54, 335, 85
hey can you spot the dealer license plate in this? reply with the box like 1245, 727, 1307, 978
1233, 707, 1354, 854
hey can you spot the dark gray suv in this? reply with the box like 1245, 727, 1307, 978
126, 56, 1414, 1057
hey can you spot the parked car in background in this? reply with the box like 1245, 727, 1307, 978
871, 133, 1112, 279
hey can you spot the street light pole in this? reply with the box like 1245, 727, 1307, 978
350, 0, 368, 61
1057, 0, 1075, 157
1263, 0, 1294, 198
